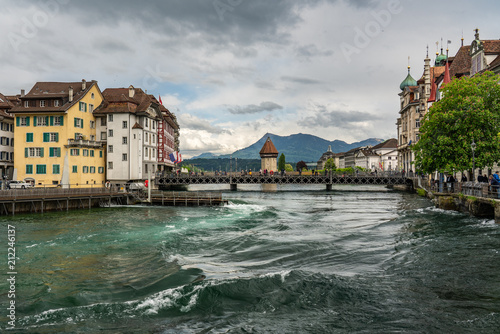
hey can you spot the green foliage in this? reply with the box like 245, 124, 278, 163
278, 153, 286, 171
414, 71, 500, 173
336, 167, 354, 174
296, 161, 308, 171
285, 164, 294, 172
416, 188, 426, 197
324, 158, 336, 170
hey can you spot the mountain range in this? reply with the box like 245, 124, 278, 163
190, 133, 385, 162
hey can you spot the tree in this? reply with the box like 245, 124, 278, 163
285, 164, 294, 172
296, 160, 308, 171
324, 158, 336, 171
278, 153, 286, 171
414, 71, 500, 174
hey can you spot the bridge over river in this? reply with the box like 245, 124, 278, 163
157, 173, 413, 191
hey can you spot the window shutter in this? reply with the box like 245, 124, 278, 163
81, 119, 83, 129
34, 116, 37, 127
16, 117, 20, 127
40, 148, 44, 157
58, 148, 61, 157
50, 116, 54, 126
74, 118, 77, 127
26, 117, 30, 126
43, 133, 49, 142
25, 148, 28, 158
60, 116, 64, 126
49, 148, 53, 157
85, 103, 87, 112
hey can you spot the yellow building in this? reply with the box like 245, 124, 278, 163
11, 80, 106, 187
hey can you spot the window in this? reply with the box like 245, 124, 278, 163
83, 149, 89, 156
49, 147, 61, 157
108, 114, 113, 122
89, 104, 94, 112
26, 165, 33, 174
75, 133, 83, 140
108, 145, 113, 153
54, 116, 63, 126
70, 149, 80, 156
145, 148, 148, 157
90, 135, 95, 141
123, 121, 127, 129
101, 132, 106, 140
79, 101, 87, 112
90, 166, 95, 173
24, 101, 29, 108
36, 116, 48, 126
122, 153, 127, 161
36, 164, 46, 174
99, 150, 103, 158
26, 147, 44, 157
90, 150, 94, 157
72, 166, 78, 173
98, 167, 104, 174
52, 164, 60, 174
122, 137, 127, 144
20, 117, 29, 126
43, 132, 59, 142
145, 118, 148, 127
26, 133, 33, 142
40, 100, 46, 107
91, 93, 95, 99
108, 129, 113, 137
108, 161, 113, 169
54, 100, 60, 107
74, 118, 83, 128
90, 120, 95, 129
83, 166, 89, 173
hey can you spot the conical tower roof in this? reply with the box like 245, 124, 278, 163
259, 137, 278, 156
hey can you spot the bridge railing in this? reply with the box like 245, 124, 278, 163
158, 170, 406, 178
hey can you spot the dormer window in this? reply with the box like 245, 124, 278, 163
54, 100, 60, 107
40, 100, 46, 107
24, 101, 29, 108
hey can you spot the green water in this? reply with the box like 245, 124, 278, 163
1, 185, 499, 333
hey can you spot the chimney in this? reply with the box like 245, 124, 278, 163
21, 89, 25, 97
82, 79, 86, 90
128, 85, 135, 98
69, 86, 73, 102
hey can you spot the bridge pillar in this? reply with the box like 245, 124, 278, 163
326, 184, 332, 191
230, 183, 237, 191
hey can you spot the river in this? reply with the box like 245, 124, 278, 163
1, 185, 499, 333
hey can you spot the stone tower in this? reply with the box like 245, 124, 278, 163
259, 137, 278, 172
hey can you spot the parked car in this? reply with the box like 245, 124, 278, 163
8, 180, 33, 189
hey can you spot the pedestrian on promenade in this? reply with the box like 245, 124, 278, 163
494, 171, 500, 183
461, 174, 467, 182
489, 175, 500, 198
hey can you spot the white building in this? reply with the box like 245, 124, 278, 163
372, 138, 398, 171
94, 86, 163, 184
0, 93, 15, 179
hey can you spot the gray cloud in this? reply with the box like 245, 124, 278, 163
178, 114, 230, 134
295, 44, 334, 60
281, 76, 322, 85
302, 104, 380, 129
227, 101, 283, 114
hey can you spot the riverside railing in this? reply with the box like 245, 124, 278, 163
419, 178, 500, 199
0, 185, 117, 200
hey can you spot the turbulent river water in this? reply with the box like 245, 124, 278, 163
1, 185, 499, 333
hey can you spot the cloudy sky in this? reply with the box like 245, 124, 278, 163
1, 0, 499, 158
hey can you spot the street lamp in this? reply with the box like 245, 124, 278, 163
471, 139, 476, 182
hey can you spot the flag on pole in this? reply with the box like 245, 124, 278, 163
169, 152, 175, 162
174, 152, 182, 164
159, 95, 163, 105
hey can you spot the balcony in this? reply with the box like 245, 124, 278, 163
65, 138, 104, 148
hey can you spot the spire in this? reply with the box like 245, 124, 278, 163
428, 76, 437, 102
474, 28, 480, 40
443, 48, 451, 85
